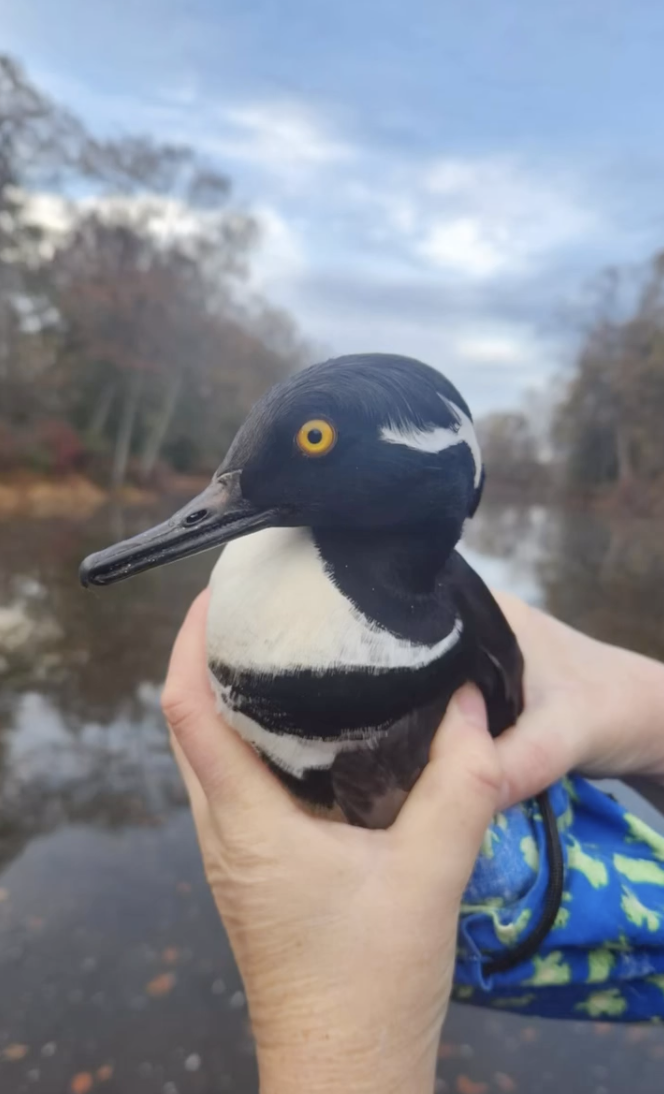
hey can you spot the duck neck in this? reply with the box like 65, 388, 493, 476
312, 519, 461, 646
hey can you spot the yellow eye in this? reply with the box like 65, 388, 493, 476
296, 419, 337, 457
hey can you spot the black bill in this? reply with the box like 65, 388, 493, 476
79, 472, 277, 588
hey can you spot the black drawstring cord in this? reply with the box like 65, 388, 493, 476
481, 789, 565, 977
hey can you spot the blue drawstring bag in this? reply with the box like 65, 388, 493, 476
455, 776, 664, 1022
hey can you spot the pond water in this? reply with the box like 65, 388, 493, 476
1, 499, 664, 1093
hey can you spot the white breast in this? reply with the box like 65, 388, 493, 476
206, 525, 461, 674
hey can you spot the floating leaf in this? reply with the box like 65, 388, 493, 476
520, 1026, 538, 1043
0, 888, 9, 902
456, 1076, 488, 1094
97, 1064, 114, 1081
495, 1073, 517, 1092
3, 1044, 28, 1062
626, 1027, 650, 1044
146, 972, 176, 997
438, 1042, 460, 1060
593, 1022, 613, 1036
162, 947, 179, 965
70, 1073, 94, 1094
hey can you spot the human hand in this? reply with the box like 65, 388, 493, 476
493, 592, 664, 808
162, 589, 503, 1094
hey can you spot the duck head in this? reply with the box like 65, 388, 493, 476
79, 353, 484, 588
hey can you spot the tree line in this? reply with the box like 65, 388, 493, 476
478, 253, 664, 512
0, 55, 308, 489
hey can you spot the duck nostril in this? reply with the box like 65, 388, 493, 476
184, 509, 208, 527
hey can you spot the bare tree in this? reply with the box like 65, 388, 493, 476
0, 54, 307, 485
476, 410, 549, 495
554, 253, 664, 500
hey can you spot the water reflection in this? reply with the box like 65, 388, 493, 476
0, 502, 210, 872
540, 509, 664, 662
0, 504, 209, 724
465, 502, 664, 662
461, 504, 549, 606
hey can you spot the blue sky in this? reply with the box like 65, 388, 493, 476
4, 0, 664, 414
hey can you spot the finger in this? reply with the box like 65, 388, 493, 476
394, 685, 503, 889
170, 728, 220, 854
162, 590, 297, 818
163, 588, 214, 721
494, 703, 585, 807
170, 729, 210, 818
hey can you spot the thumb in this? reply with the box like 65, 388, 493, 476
394, 685, 504, 890
162, 589, 296, 819
494, 704, 584, 808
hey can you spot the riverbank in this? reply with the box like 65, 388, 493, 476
4, 469, 664, 522
484, 476, 664, 518
0, 471, 208, 519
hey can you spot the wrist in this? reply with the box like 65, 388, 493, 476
257, 1029, 439, 1094
250, 981, 444, 1094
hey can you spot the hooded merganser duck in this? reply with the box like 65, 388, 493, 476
80, 353, 562, 971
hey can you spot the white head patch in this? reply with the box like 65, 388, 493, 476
380, 394, 482, 487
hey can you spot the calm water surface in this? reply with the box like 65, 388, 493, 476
1, 500, 664, 1093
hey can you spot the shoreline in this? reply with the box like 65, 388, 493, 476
0, 471, 208, 519
3, 471, 664, 521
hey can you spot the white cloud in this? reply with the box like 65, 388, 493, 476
219, 146, 591, 408
345, 183, 418, 235
415, 156, 596, 280
248, 204, 307, 297
19, 191, 74, 254
455, 330, 537, 367
425, 160, 482, 195
208, 102, 353, 184
292, 297, 560, 414
418, 217, 508, 278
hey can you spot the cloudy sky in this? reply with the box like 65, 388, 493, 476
4, 0, 664, 413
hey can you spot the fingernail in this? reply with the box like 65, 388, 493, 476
453, 684, 487, 729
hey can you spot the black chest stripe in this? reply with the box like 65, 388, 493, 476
210, 643, 470, 739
